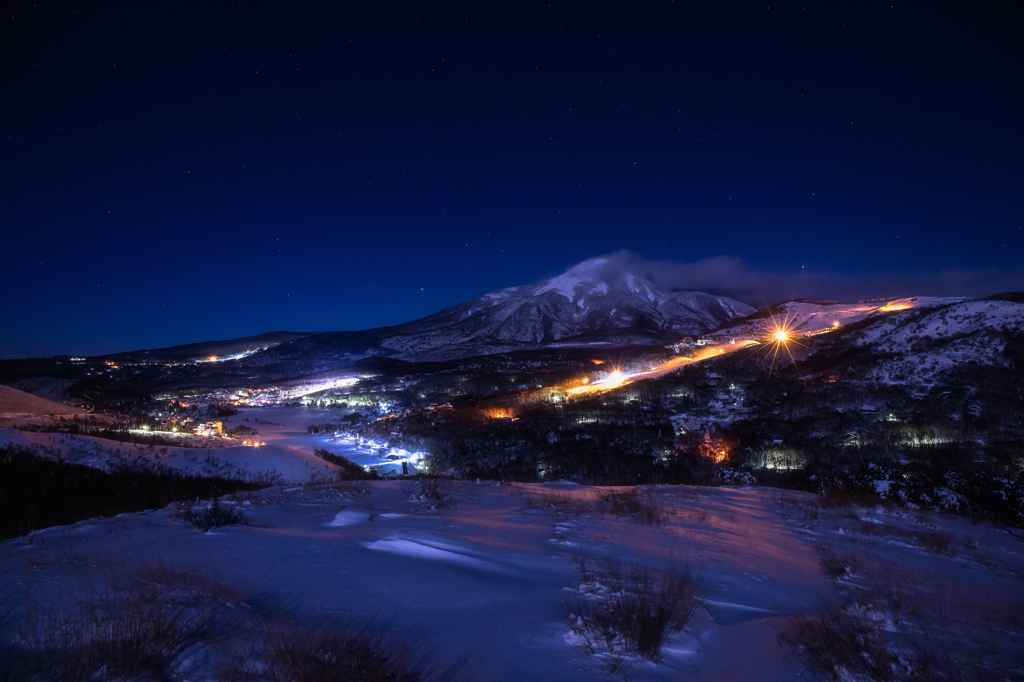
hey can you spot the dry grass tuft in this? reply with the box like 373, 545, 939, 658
179, 494, 252, 532
567, 558, 699, 662
779, 601, 897, 681
818, 549, 862, 580
8, 564, 243, 682
419, 479, 457, 508
526, 488, 669, 525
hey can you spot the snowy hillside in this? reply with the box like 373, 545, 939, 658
841, 298, 1024, 384
0, 428, 342, 484
714, 295, 1024, 388
709, 296, 967, 340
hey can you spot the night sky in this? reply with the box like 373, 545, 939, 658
2, 1, 1022, 358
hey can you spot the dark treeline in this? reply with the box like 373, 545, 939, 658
355, 400, 677, 484
16, 420, 187, 448
312, 447, 376, 480
0, 446, 265, 540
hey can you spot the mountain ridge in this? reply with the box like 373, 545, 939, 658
48, 258, 755, 367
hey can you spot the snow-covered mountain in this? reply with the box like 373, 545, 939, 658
219, 258, 757, 372
375, 258, 755, 358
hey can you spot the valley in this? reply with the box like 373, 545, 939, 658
2, 268, 1023, 681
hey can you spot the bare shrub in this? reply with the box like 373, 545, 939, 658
179, 494, 252, 532
0, 598, 21, 682
567, 558, 699, 661
780, 588, 996, 681
245, 620, 465, 682
599, 489, 667, 525
779, 601, 896, 681
7, 567, 467, 682
419, 479, 446, 500
420, 479, 456, 508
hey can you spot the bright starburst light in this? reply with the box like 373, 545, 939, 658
759, 308, 806, 376
605, 370, 626, 388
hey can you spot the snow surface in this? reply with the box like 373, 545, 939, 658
6, 482, 1019, 679
1, 482, 832, 680
779, 495, 1024, 678
534, 271, 584, 301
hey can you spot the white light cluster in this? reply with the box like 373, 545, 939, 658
285, 376, 361, 399
196, 348, 265, 363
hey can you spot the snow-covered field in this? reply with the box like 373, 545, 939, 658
4, 482, 1021, 680
0, 406, 424, 484
220, 406, 426, 475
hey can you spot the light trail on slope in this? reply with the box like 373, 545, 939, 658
568, 340, 759, 395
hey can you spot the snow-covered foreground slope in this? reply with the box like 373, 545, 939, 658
0, 482, 821, 680
5, 482, 1020, 679
779, 496, 1024, 679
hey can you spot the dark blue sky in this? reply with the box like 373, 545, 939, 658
2, 1, 1022, 357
